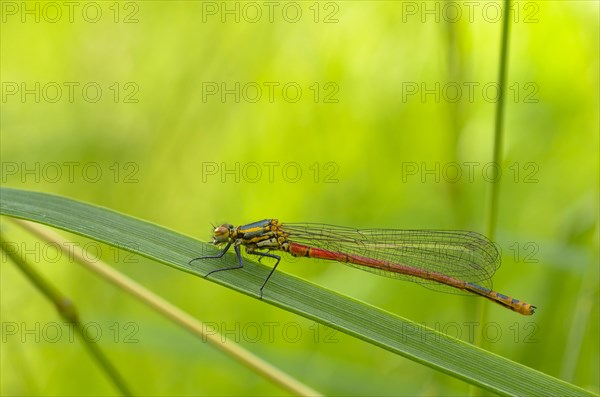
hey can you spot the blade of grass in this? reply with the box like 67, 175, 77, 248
8, 217, 321, 397
473, 3, 513, 392
486, 0, 511, 242
0, 187, 595, 397
480, 0, 512, 353
0, 232, 134, 396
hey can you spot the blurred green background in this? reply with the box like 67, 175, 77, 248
1, 1, 598, 395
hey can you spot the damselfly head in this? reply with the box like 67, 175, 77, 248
212, 223, 234, 244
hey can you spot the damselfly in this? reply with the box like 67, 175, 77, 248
190, 219, 536, 315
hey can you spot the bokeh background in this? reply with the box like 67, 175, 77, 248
1, 1, 598, 395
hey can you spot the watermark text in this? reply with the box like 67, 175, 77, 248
401, 162, 539, 184
2, 321, 139, 343
201, 1, 339, 23
201, 321, 339, 343
1, 162, 140, 184
1, 1, 139, 23
202, 82, 339, 103
401, 1, 540, 24
402, 82, 538, 103
400, 321, 539, 344
1, 241, 140, 264
201, 162, 339, 183
2, 82, 139, 104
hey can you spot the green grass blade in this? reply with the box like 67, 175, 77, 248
1, 237, 134, 396
486, 0, 512, 242
0, 187, 594, 397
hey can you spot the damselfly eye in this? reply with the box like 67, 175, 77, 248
212, 224, 232, 243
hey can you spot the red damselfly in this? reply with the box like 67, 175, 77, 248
189, 219, 536, 315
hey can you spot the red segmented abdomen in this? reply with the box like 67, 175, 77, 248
287, 242, 536, 315
287, 242, 466, 288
